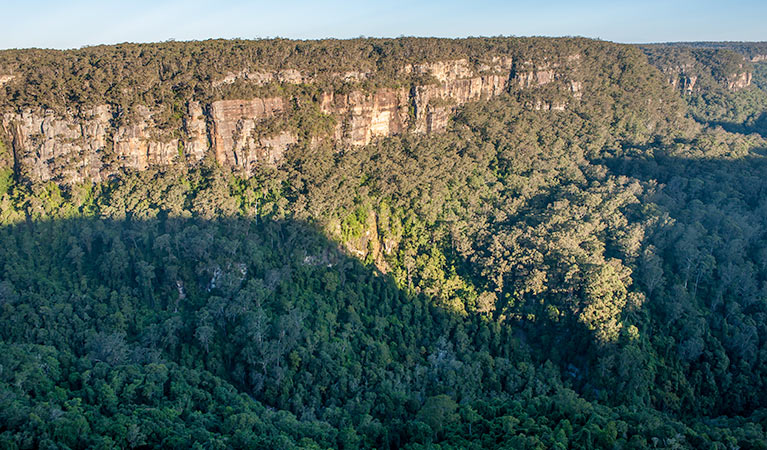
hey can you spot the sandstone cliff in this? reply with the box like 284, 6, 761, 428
0, 50, 585, 183
660, 63, 752, 93
642, 46, 754, 95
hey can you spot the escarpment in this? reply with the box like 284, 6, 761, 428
209, 97, 287, 170
0, 37, 679, 183
660, 63, 752, 93
642, 45, 755, 94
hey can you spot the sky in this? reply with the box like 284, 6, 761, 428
1, 0, 765, 50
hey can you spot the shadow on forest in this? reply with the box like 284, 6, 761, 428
599, 149, 767, 207
697, 114, 767, 140
596, 148, 767, 417
3, 159, 767, 445
0, 213, 564, 448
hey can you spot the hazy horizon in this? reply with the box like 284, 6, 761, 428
2, 0, 765, 51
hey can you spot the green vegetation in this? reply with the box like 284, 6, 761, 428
1, 38, 767, 448
685, 60, 767, 133
642, 44, 767, 137
656, 41, 767, 61
0, 37, 596, 114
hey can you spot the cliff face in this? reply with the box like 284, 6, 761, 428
0, 52, 585, 183
642, 46, 754, 95
2, 104, 181, 182
726, 70, 753, 90
319, 87, 410, 145
209, 97, 288, 170
3, 106, 111, 182
663, 64, 752, 93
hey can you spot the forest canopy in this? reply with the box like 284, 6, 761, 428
1, 37, 767, 448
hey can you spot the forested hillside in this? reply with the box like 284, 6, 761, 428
642, 43, 767, 136
1, 38, 767, 448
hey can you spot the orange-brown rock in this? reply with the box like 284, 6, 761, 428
113, 105, 179, 170
320, 88, 410, 145
1, 54, 585, 182
184, 101, 209, 162
209, 97, 286, 169
2, 105, 111, 182
727, 71, 752, 90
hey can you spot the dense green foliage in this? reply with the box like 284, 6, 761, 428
657, 41, 767, 61
2, 38, 767, 448
642, 43, 767, 137
0, 37, 597, 116
684, 61, 767, 135
642, 46, 751, 92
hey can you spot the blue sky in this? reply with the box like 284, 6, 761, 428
1, 0, 765, 50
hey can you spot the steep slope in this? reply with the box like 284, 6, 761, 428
3, 37, 767, 448
0, 38, 674, 183
642, 43, 767, 136
642, 46, 754, 94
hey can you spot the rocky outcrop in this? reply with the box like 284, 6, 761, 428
2, 104, 196, 182
319, 58, 517, 141
212, 68, 375, 87
532, 100, 567, 111
727, 71, 752, 90
113, 105, 179, 170
666, 69, 698, 94
403, 59, 476, 81
2, 106, 111, 182
1, 54, 585, 183
212, 68, 313, 87
209, 97, 289, 171
570, 81, 583, 99
320, 88, 410, 145
184, 101, 209, 161
513, 67, 556, 88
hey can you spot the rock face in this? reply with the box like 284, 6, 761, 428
1, 54, 584, 183
2, 104, 192, 183
727, 71, 753, 90
662, 64, 752, 94
211, 68, 316, 87
113, 105, 179, 171
666, 69, 699, 94
209, 97, 288, 170
184, 101, 209, 162
3, 106, 111, 182
320, 88, 410, 145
